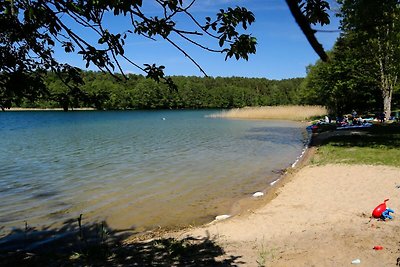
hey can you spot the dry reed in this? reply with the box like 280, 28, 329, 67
208, 105, 327, 121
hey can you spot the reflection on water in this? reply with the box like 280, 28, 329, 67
0, 110, 307, 234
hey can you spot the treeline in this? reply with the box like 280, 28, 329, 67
299, 1, 400, 117
19, 71, 304, 110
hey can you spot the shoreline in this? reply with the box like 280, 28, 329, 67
0, 132, 313, 247
127, 131, 316, 242
223, 124, 314, 220
158, 131, 400, 266
4, 124, 400, 265
224, 131, 315, 224
6, 107, 96, 111
0, 116, 312, 244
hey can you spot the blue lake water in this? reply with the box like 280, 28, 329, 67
0, 110, 308, 234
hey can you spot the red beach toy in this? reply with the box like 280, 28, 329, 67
372, 199, 389, 218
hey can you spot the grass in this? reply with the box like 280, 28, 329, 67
256, 239, 276, 267
311, 124, 400, 167
207, 105, 327, 121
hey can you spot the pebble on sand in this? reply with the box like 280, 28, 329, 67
252, 192, 264, 197
215, 215, 231, 221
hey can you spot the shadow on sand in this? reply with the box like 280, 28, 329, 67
0, 215, 244, 266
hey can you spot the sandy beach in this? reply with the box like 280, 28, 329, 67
171, 163, 400, 266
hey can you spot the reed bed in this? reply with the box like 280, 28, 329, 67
208, 105, 327, 121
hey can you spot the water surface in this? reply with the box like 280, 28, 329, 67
0, 110, 307, 234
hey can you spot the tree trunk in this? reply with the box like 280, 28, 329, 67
382, 87, 392, 120
378, 54, 394, 121
62, 99, 69, 112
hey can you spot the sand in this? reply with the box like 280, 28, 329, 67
172, 164, 400, 266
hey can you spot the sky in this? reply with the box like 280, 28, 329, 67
54, 0, 342, 80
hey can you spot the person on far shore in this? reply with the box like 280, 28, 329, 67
379, 112, 386, 123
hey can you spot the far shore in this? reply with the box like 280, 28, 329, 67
5, 105, 326, 122
208, 105, 327, 121
7, 107, 96, 111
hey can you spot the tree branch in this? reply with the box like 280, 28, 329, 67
285, 0, 328, 62
175, 31, 223, 53
165, 36, 208, 76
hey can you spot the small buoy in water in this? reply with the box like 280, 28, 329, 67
215, 215, 230, 221
252, 192, 264, 197
162, 118, 166, 120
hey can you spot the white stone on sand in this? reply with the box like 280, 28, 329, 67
252, 192, 264, 197
215, 214, 231, 221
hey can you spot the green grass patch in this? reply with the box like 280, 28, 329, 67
312, 124, 400, 167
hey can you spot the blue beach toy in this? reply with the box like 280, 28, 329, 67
381, 208, 394, 220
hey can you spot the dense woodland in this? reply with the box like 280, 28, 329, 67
17, 65, 400, 115
18, 72, 304, 111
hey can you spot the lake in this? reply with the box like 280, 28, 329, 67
0, 110, 308, 235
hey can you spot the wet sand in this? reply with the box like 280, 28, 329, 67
169, 162, 400, 266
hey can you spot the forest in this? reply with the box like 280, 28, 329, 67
17, 61, 400, 116
13, 62, 400, 115
17, 72, 305, 111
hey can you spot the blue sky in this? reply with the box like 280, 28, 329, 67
55, 0, 341, 80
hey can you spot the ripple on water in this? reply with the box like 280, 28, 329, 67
0, 111, 307, 234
